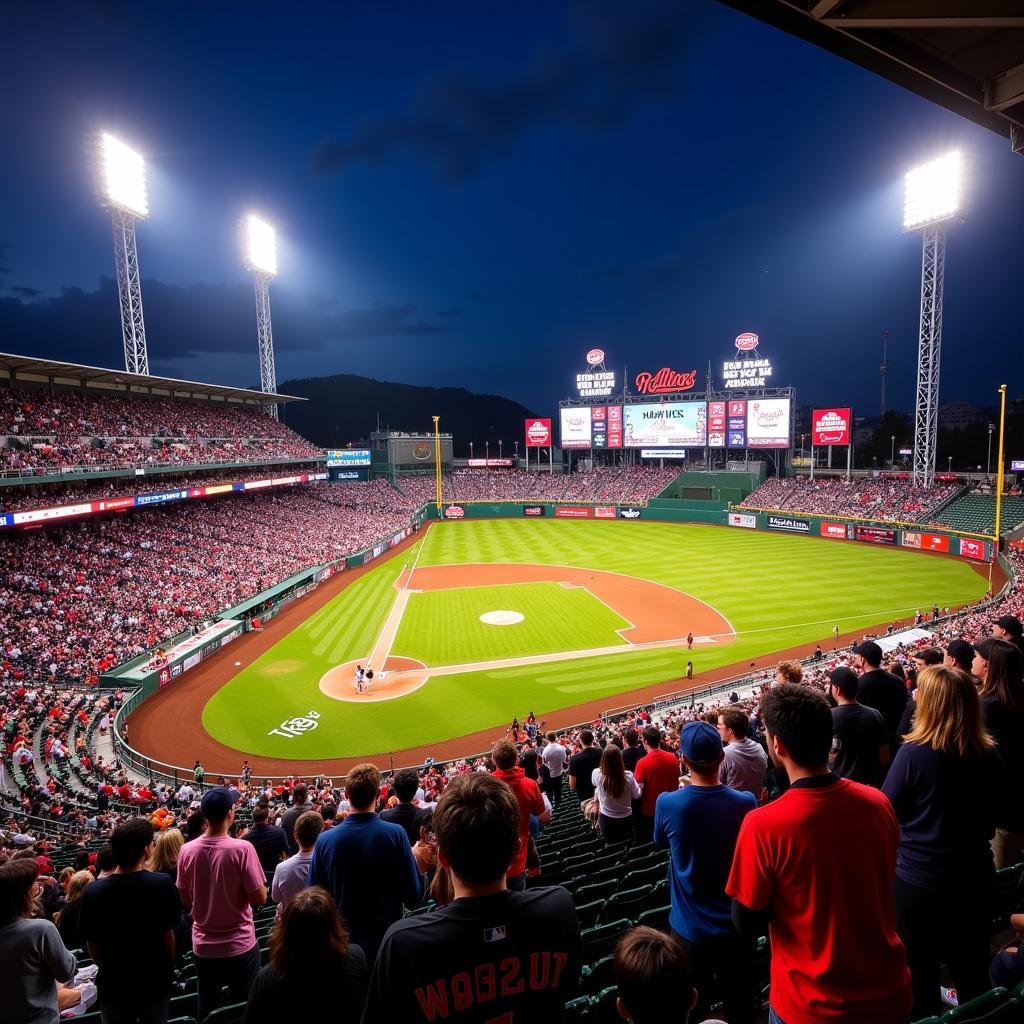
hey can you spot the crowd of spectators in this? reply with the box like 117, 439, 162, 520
0, 482, 414, 687
392, 465, 678, 506
742, 475, 958, 523
1, 387, 321, 475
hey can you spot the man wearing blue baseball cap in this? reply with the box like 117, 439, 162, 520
654, 720, 757, 1024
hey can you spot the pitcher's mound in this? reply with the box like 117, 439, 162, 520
479, 610, 525, 626
319, 657, 430, 703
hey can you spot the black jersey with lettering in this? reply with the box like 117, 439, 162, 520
361, 887, 582, 1024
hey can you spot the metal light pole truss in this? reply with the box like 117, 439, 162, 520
912, 224, 945, 488
111, 209, 149, 375
253, 273, 278, 420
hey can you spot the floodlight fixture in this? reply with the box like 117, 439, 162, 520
245, 214, 277, 278
99, 131, 148, 219
96, 130, 150, 374
903, 150, 961, 231
903, 150, 965, 488
244, 213, 279, 418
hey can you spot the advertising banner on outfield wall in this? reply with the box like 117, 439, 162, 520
821, 522, 849, 540
522, 505, 545, 516
555, 506, 593, 519
594, 506, 617, 519
855, 526, 896, 546
619, 507, 641, 519
902, 531, 950, 553
767, 514, 809, 533
728, 512, 757, 529
959, 538, 987, 560
444, 505, 466, 519
812, 409, 852, 446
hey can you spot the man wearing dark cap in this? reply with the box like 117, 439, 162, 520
993, 614, 1024, 657
176, 787, 267, 1020
654, 722, 757, 1024
851, 640, 907, 762
829, 667, 889, 787
945, 639, 975, 674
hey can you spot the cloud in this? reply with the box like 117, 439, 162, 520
314, 0, 707, 180
0, 278, 453, 367
8, 285, 40, 298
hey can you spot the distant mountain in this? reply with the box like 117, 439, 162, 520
277, 372, 539, 451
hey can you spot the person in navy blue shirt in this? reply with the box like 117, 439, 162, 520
654, 721, 757, 1024
307, 763, 429, 960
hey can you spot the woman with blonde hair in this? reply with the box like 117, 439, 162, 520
591, 743, 641, 841
883, 665, 1004, 1017
55, 870, 93, 951
147, 827, 184, 882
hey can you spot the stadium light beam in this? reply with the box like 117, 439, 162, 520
243, 214, 279, 419
96, 131, 150, 375
903, 150, 963, 488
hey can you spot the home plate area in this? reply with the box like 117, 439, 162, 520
479, 610, 525, 626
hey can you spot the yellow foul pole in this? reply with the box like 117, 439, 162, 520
994, 384, 1007, 543
433, 416, 442, 513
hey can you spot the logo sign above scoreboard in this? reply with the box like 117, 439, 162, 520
723, 357, 773, 389
586, 348, 605, 366
576, 367, 616, 398
735, 332, 759, 351
812, 408, 851, 446
634, 368, 698, 395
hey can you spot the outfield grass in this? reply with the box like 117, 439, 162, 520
202, 519, 988, 759
392, 582, 629, 666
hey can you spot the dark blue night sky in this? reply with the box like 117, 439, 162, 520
1, 1, 1021, 417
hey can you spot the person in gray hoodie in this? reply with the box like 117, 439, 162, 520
716, 708, 767, 801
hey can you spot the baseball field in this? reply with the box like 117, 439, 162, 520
184, 518, 988, 766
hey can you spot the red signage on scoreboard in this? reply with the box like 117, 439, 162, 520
812, 408, 852, 446
524, 418, 552, 447
634, 368, 697, 395
555, 506, 593, 519
607, 405, 623, 448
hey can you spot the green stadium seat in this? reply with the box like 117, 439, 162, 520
941, 988, 1009, 1023
599, 885, 650, 925
634, 904, 670, 932
581, 954, 616, 996
582, 919, 630, 961
169, 993, 199, 1019
204, 1003, 247, 1024
574, 878, 618, 907
575, 900, 604, 930
591, 985, 620, 1024
564, 995, 592, 1023
623, 862, 669, 890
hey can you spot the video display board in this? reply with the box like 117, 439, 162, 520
745, 398, 791, 449
326, 449, 371, 466
560, 406, 623, 449
623, 402, 706, 448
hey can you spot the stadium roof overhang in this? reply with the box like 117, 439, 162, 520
0, 352, 304, 406
717, 1, 1024, 153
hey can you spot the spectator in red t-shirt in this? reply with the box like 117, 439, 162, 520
491, 740, 549, 890
726, 684, 911, 1024
633, 726, 681, 842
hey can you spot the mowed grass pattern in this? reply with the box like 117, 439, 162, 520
392, 582, 630, 666
203, 519, 988, 759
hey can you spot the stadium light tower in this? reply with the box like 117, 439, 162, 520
903, 150, 963, 487
243, 214, 279, 420
97, 132, 150, 375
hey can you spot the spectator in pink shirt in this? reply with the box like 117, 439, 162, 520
177, 787, 267, 1020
